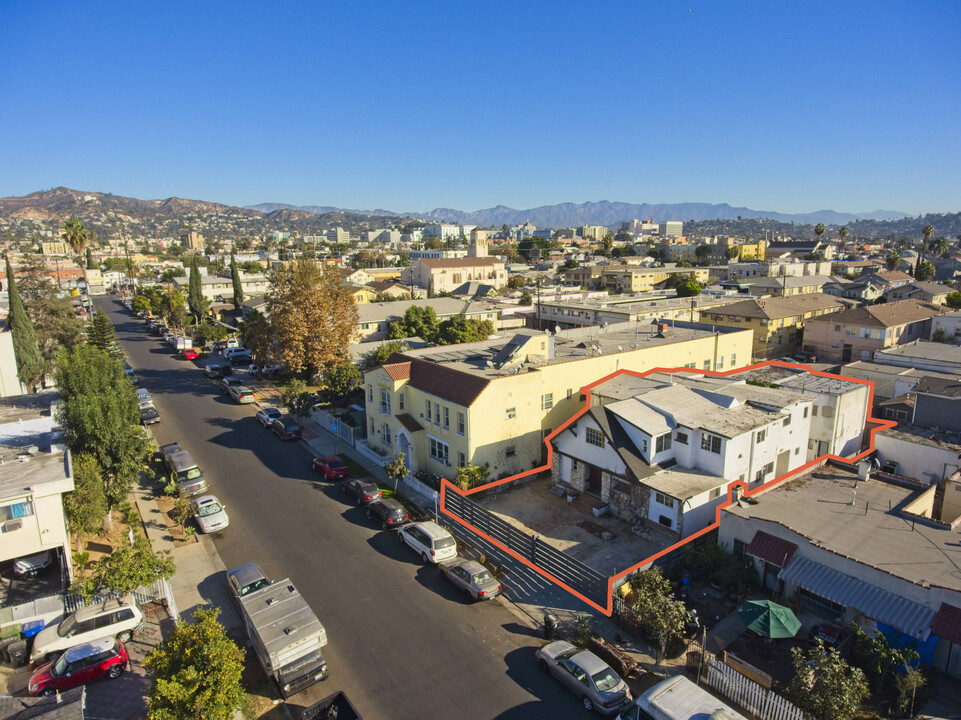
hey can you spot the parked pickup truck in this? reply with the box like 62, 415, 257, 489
159, 442, 208, 497
233, 571, 329, 698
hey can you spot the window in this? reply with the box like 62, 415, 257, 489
675, 431, 689, 444
730, 354, 737, 366
368, 385, 373, 402
380, 389, 391, 415
0, 500, 33, 521
783, 415, 791, 427
567, 388, 573, 400
429, 437, 449, 464
382, 424, 391, 445
733, 539, 747, 558
443, 407, 449, 428
398, 394, 405, 411
756, 429, 766, 443
834, 324, 841, 332
457, 412, 465, 435
700, 433, 722, 453
541, 393, 554, 411
458, 452, 466, 468
426, 400, 432, 422
703, 360, 711, 370
655, 434, 672, 453
505, 446, 516, 457
370, 419, 375, 434
716, 356, 724, 370
710, 487, 722, 500
821, 405, 834, 418
654, 492, 675, 508
505, 407, 516, 419
642, 439, 648, 453
794, 447, 800, 455
586, 427, 605, 448
812, 405, 819, 417
434, 404, 440, 424
803, 406, 809, 418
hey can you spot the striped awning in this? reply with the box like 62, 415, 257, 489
778, 557, 935, 640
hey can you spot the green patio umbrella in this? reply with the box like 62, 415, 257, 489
737, 599, 801, 639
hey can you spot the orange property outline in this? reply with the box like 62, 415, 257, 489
439, 360, 897, 616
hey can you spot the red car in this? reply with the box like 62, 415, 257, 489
181, 347, 200, 360
312, 455, 349, 479
28, 637, 127, 696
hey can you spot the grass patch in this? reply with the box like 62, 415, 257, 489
341, 456, 369, 478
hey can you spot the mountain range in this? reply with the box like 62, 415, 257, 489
247, 200, 907, 227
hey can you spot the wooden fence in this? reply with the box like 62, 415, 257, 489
703, 656, 806, 720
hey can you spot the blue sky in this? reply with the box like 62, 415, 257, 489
2, 1, 959, 215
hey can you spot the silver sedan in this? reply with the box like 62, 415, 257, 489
438, 557, 501, 601
191, 495, 229, 533
535, 640, 631, 715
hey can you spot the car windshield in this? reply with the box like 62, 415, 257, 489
57, 615, 76, 638
472, 570, 494, 584
591, 667, 621, 692
198, 502, 223, 517
52, 653, 71, 676
435, 537, 456, 549
185, 468, 202, 480
240, 578, 271, 596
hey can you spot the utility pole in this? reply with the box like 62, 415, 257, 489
536, 277, 542, 331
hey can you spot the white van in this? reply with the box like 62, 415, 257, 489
397, 522, 457, 564
617, 675, 747, 720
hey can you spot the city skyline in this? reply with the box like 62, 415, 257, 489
3, 1, 959, 216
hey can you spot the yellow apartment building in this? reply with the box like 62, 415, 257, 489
563, 265, 710, 293
363, 321, 754, 480
700, 293, 853, 360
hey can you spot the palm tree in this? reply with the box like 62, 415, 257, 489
61, 219, 91, 290
885, 251, 902, 271
813, 223, 826, 243
922, 224, 934, 250
930, 237, 949, 258
838, 226, 849, 244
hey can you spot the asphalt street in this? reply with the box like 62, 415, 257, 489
99, 298, 590, 720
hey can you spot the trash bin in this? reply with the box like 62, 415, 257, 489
544, 613, 559, 641
7, 640, 28, 669
21, 620, 44, 639
0, 636, 17, 665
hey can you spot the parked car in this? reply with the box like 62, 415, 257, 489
535, 640, 632, 715
219, 376, 245, 393
270, 415, 302, 440
140, 405, 161, 425
256, 407, 283, 427
225, 562, 272, 604
342, 478, 382, 505
13, 551, 52, 579
180, 347, 200, 361
28, 637, 127, 697
228, 385, 257, 404
438, 557, 501, 601
792, 350, 818, 363
205, 363, 233, 378
228, 350, 253, 366
222, 346, 248, 359
30, 596, 143, 665
312, 455, 349, 480
191, 495, 229, 533
366, 498, 408, 529
396, 521, 457, 564
249, 363, 283, 377
213, 338, 240, 353
136, 388, 153, 408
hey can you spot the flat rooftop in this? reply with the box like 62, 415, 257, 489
777, 372, 864, 396
645, 466, 725, 500
725, 465, 961, 593
878, 423, 961, 451
0, 392, 71, 497
877, 341, 961, 365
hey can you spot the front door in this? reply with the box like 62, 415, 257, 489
586, 466, 603, 497
776, 450, 791, 477
763, 562, 780, 592
842, 344, 852, 362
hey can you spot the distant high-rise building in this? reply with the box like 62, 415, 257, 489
658, 221, 683, 238
182, 231, 205, 251
327, 227, 350, 244
578, 225, 608, 240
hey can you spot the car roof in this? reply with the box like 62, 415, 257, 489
74, 595, 138, 622
63, 637, 117, 661
413, 521, 453, 540
226, 562, 268, 587
373, 498, 404, 509
326, 455, 345, 462
571, 649, 610, 675
453, 559, 488, 575
192, 495, 220, 506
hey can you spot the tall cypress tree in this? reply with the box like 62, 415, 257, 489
230, 254, 243, 310
4, 255, 43, 392
187, 257, 205, 320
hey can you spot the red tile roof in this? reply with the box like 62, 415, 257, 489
383, 362, 411, 381
387, 353, 490, 407
396, 413, 424, 433
932, 603, 961, 645
746, 530, 798, 567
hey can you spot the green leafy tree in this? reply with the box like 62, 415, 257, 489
423, 237, 444, 250
783, 641, 869, 720
192, 322, 227, 347
895, 667, 926, 716
436, 317, 493, 345
63, 453, 108, 551
230, 254, 244, 309
945, 291, 961, 310
86, 308, 117, 350
519, 289, 533, 305
239, 308, 272, 365
915, 259, 935, 282
385, 452, 409, 492
72, 534, 174, 597
55, 345, 149, 524
187, 257, 207, 320
725, 246, 740, 261
676, 280, 702, 297
885, 250, 902, 271
143, 607, 245, 720
562, 258, 579, 270
281, 378, 315, 421
85, 247, 95, 269
31, 294, 85, 384
629, 567, 688, 663
851, 625, 918, 691
325, 362, 361, 398
507, 276, 525, 289
930, 236, 949, 258
694, 243, 712, 261
387, 305, 439, 342
4, 255, 43, 391
131, 294, 152, 315
361, 340, 409, 371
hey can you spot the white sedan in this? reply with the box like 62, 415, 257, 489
191, 495, 229, 533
